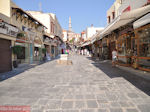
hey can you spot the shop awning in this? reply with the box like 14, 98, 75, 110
81, 42, 89, 47
81, 40, 91, 47
99, 5, 150, 40
50, 35, 55, 38
34, 43, 42, 47
91, 37, 97, 44
15, 42, 25, 47
133, 13, 150, 29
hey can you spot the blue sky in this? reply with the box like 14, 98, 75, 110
12, 0, 115, 33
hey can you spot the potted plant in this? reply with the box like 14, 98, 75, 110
42, 48, 46, 54
17, 33, 25, 37
17, 32, 26, 40
12, 45, 22, 68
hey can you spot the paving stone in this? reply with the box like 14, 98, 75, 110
45, 110, 62, 112
53, 94, 64, 100
62, 110, 79, 112
128, 102, 135, 107
97, 103, 110, 108
37, 99, 49, 105
32, 109, 44, 112
131, 99, 146, 105
86, 100, 98, 108
81, 109, 96, 112
64, 95, 74, 99
97, 99, 108, 103
97, 109, 108, 112
119, 102, 130, 107
144, 99, 150, 104
118, 94, 129, 101
106, 93, 118, 101
74, 101, 85, 108
99, 87, 108, 91
85, 94, 96, 99
138, 104, 150, 112
31, 104, 41, 109
127, 93, 139, 99
125, 108, 139, 112
138, 93, 149, 99
110, 102, 120, 107
61, 101, 74, 109
75, 95, 84, 99
46, 100, 62, 109
96, 94, 106, 100
109, 108, 123, 112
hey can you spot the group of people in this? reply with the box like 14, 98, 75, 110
61, 49, 69, 54
78, 49, 91, 56
76, 48, 118, 67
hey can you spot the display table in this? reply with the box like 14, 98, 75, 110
60, 54, 69, 60
57, 54, 72, 65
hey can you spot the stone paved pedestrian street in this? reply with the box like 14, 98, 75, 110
0, 55, 150, 112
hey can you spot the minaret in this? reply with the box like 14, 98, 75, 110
39, 2, 42, 12
69, 16, 72, 32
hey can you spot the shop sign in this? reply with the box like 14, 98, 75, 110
15, 42, 25, 47
0, 22, 19, 37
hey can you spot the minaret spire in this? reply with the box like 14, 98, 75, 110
39, 2, 42, 12
69, 16, 72, 32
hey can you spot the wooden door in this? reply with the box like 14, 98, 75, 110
0, 38, 12, 73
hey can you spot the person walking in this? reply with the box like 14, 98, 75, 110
112, 49, 117, 67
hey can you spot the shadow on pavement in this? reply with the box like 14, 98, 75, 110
87, 57, 150, 96
0, 60, 51, 82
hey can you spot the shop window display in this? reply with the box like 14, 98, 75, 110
137, 26, 150, 69
16, 47, 25, 64
117, 34, 132, 65
102, 42, 109, 60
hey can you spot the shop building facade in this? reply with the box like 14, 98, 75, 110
27, 11, 63, 58
11, 2, 45, 65
133, 13, 150, 71
0, 0, 46, 73
80, 3, 150, 72
0, 14, 19, 73
95, 5, 150, 72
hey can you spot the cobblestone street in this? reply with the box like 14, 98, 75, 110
0, 55, 150, 112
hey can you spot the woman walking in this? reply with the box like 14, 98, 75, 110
112, 49, 117, 67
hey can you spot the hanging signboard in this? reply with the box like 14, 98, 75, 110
0, 22, 19, 37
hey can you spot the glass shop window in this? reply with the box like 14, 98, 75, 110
138, 27, 150, 57
117, 35, 132, 56
117, 37, 126, 55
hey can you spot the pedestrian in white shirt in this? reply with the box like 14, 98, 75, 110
112, 49, 117, 67
81, 50, 84, 55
